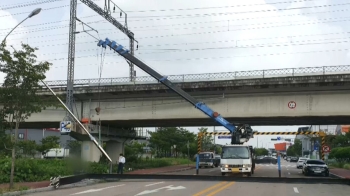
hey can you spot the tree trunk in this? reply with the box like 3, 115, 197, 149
9, 118, 19, 189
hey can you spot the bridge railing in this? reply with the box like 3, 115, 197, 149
2, 65, 350, 87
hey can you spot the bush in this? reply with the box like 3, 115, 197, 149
0, 157, 193, 184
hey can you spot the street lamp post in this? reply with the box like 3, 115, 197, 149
1, 8, 42, 44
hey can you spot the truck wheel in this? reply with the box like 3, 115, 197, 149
199, 166, 202, 169
247, 172, 252, 177
221, 172, 226, 176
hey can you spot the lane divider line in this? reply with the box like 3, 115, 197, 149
293, 187, 299, 193
145, 182, 164, 187
192, 181, 227, 196
206, 182, 235, 196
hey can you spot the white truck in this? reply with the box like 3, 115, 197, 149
198, 151, 215, 168
220, 144, 255, 176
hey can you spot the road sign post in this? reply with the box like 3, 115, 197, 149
196, 154, 199, 175
277, 152, 281, 178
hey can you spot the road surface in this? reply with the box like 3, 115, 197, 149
25, 160, 349, 196
25, 179, 350, 196
163, 159, 332, 178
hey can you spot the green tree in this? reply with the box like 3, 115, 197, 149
124, 141, 146, 162
198, 127, 214, 151
66, 140, 81, 157
17, 140, 37, 158
0, 42, 56, 188
286, 139, 302, 156
36, 136, 61, 156
254, 148, 269, 156
148, 127, 199, 158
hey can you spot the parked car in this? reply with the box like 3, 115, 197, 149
255, 156, 277, 164
302, 159, 329, 177
297, 157, 309, 169
286, 156, 291, 162
290, 157, 298, 162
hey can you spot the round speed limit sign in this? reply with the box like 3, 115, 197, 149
288, 101, 296, 109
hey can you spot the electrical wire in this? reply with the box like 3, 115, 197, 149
34, 36, 349, 56
35, 37, 350, 58
0, 0, 64, 10
122, 0, 327, 13
41, 47, 349, 64
16, 17, 350, 48
2, 7, 348, 32
15, 20, 348, 50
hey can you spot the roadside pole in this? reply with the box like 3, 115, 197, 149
196, 154, 199, 175
277, 152, 281, 178
187, 140, 190, 166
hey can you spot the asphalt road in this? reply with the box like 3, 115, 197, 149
25, 179, 350, 196
163, 159, 333, 178
25, 159, 349, 196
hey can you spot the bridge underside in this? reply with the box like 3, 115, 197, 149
19, 115, 350, 129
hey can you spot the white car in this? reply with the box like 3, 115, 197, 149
296, 157, 309, 169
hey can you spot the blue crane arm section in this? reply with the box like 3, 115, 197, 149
97, 38, 236, 133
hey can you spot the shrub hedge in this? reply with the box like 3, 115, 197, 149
0, 157, 192, 184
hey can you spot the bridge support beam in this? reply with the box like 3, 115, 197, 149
106, 141, 123, 164
81, 141, 101, 162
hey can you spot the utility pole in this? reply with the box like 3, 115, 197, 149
100, 0, 137, 82
66, 0, 77, 120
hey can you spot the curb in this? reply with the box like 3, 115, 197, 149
330, 172, 345, 179
0, 179, 103, 196
157, 166, 196, 174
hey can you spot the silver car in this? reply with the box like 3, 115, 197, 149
296, 158, 308, 169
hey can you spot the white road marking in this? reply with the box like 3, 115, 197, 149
70, 184, 125, 195
288, 172, 291, 175
209, 169, 217, 172
145, 182, 164, 187
135, 185, 186, 196
293, 187, 299, 193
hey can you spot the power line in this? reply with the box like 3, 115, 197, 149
12, 17, 350, 48
39, 41, 350, 61
6, 7, 349, 43
3, 7, 348, 33
122, 0, 326, 13
3, 15, 350, 38
45, 48, 349, 69
0, 0, 64, 9
35, 37, 349, 57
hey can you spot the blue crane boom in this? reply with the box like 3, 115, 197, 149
97, 38, 253, 144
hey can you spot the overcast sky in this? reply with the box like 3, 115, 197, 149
1, 0, 349, 148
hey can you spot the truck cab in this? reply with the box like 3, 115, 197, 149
220, 144, 254, 176
198, 151, 215, 168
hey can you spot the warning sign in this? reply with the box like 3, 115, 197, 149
322, 145, 331, 153
288, 101, 296, 109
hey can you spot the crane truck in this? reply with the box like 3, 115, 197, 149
97, 38, 255, 175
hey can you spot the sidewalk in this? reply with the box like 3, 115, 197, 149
0, 165, 195, 190
127, 164, 195, 174
0, 181, 50, 189
330, 168, 350, 179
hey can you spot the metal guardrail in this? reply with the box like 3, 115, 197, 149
2, 65, 348, 87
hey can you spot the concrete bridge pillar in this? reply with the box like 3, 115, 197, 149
106, 141, 123, 164
81, 141, 101, 162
